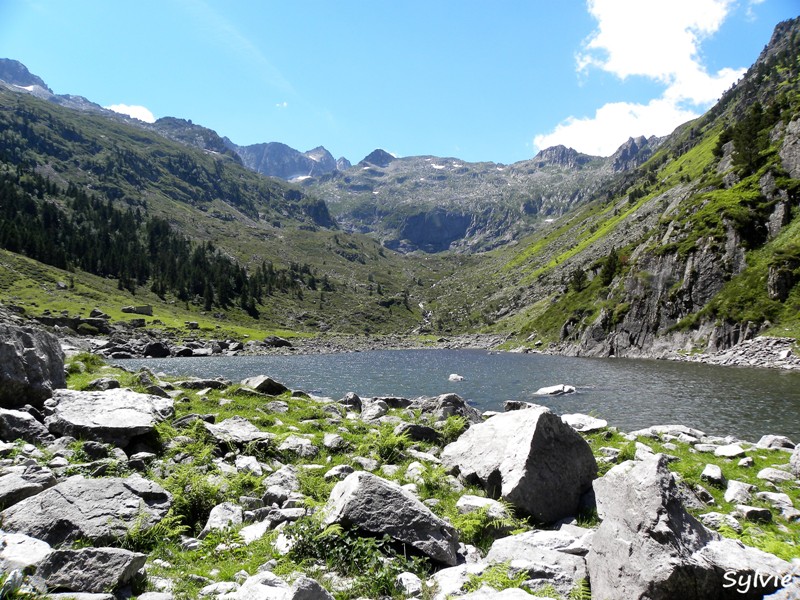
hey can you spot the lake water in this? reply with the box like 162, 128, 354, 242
119, 350, 800, 443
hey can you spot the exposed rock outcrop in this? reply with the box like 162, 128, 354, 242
0, 322, 65, 409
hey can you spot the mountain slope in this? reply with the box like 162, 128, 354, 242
445, 17, 800, 356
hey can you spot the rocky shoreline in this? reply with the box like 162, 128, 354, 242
1, 317, 799, 599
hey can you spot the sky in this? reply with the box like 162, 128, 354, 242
0, 1, 797, 164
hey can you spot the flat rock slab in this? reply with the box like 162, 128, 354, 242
204, 416, 274, 446
37, 547, 147, 593
45, 388, 174, 447
561, 413, 607, 433
323, 471, 459, 566
0, 474, 172, 546
441, 405, 596, 522
0, 464, 57, 509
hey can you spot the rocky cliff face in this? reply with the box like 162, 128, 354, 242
231, 141, 339, 180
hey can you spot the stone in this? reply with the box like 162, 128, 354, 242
698, 511, 743, 534
0, 323, 66, 410
36, 547, 147, 593
230, 571, 333, 600
235, 455, 263, 476
339, 392, 362, 412
561, 413, 607, 432
410, 393, 483, 424
485, 529, 589, 597
756, 435, 795, 450
394, 422, 440, 443
441, 405, 596, 522
534, 384, 575, 395
735, 504, 773, 522
204, 416, 274, 446
264, 465, 300, 492
700, 463, 726, 487
360, 398, 389, 421
0, 474, 172, 545
45, 388, 174, 448
324, 464, 354, 481
725, 480, 756, 504
757, 467, 794, 484
0, 531, 53, 572
0, 463, 57, 508
263, 336, 293, 348
714, 443, 746, 458
456, 494, 510, 520
240, 375, 289, 396
503, 400, 537, 411
0, 407, 53, 444
143, 341, 171, 358
791, 445, 800, 478
278, 435, 318, 458
322, 471, 459, 565
199, 502, 243, 538
587, 455, 791, 600
322, 433, 347, 451
85, 377, 120, 391
396, 572, 423, 596
175, 377, 230, 390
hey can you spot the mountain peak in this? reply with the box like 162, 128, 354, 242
0, 59, 52, 92
531, 145, 593, 169
360, 149, 396, 168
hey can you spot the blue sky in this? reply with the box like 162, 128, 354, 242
0, 1, 796, 164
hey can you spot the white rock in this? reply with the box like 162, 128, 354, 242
534, 384, 575, 396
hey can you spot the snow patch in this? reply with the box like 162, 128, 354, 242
431, 164, 445, 170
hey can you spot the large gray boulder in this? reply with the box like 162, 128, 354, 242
44, 388, 174, 448
36, 547, 147, 593
587, 455, 791, 600
0, 474, 172, 546
0, 531, 53, 572
0, 322, 65, 409
441, 405, 597, 522
0, 408, 53, 444
240, 375, 289, 396
322, 471, 459, 565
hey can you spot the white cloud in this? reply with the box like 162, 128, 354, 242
276, 101, 288, 108
534, 0, 746, 156
534, 98, 699, 156
105, 104, 156, 123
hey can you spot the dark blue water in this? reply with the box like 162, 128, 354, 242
119, 350, 800, 442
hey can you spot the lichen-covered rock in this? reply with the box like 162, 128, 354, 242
441, 405, 596, 521
322, 471, 459, 565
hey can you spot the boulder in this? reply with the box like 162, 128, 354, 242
278, 435, 318, 458
230, 571, 332, 600
360, 398, 389, 421
240, 375, 289, 396
0, 322, 65, 409
394, 422, 440, 443
725, 480, 755, 504
441, 405, 596, 522
0, 463, 57, 508
715, 444, 747, 458
36, 547, 147, 593
339, 392, 362, 412
204, 416, 274, 446
44, 388, 174, 448
0, 407, 53, 444
198, 502, 243, 539
0, 474, 172, 546
143, 341, 171, 358
561, 413, 607, 433
587, 455, 791, 600
0, 531, 53, 572
410, 393, 483, 424
456, 495, 510, 520
791, 445, 800, 478
485, 529, 589, 597
756, 435, 794, 450
322, 471, 459, 565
